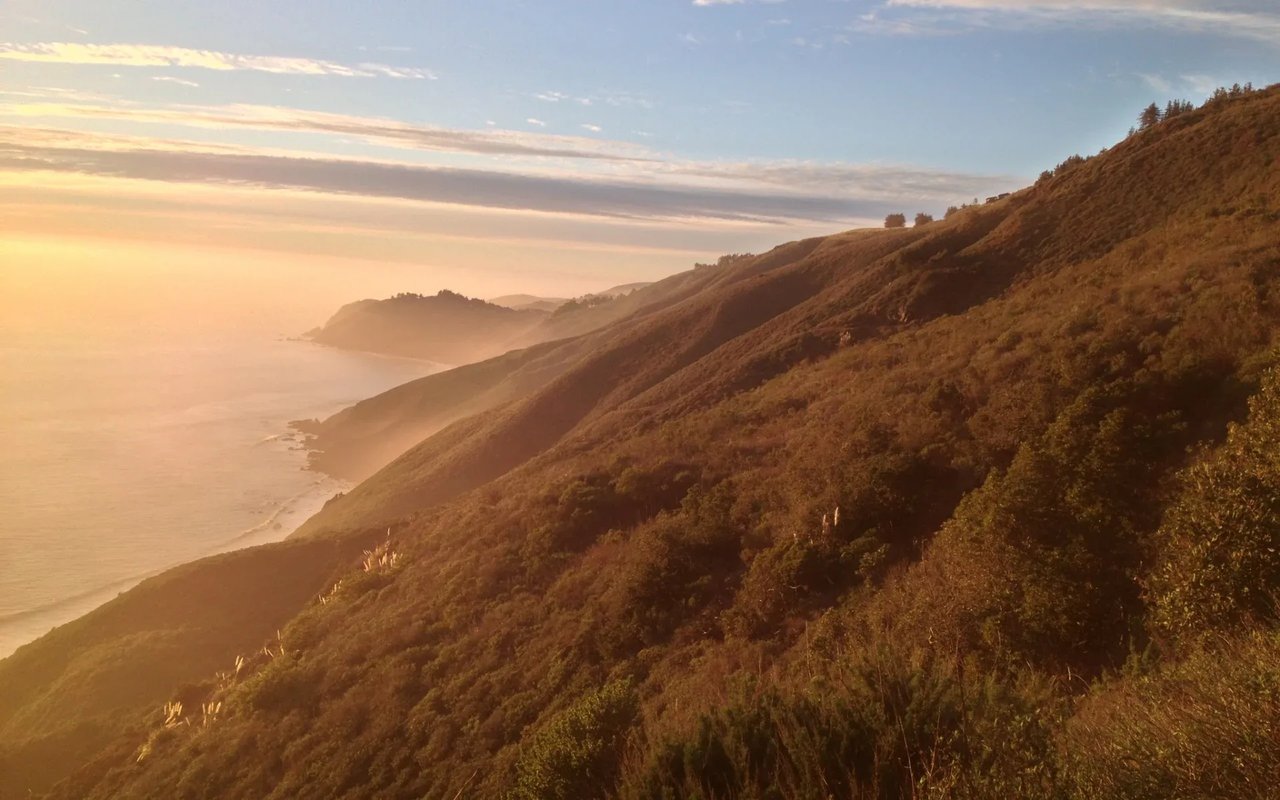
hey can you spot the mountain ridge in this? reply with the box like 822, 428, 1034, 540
3, 82, 1280, 799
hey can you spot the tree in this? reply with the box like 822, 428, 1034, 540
944, 205, 960, 219
1138, 102, 1162, 130
884, 213, 907, 229
1164, 99, 1193, 121
914, 213, 934, 227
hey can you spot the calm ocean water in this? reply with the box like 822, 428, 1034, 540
0, 329, 435, 658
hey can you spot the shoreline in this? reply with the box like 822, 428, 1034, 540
0, 338, 429, 661
0, 471, 349, 660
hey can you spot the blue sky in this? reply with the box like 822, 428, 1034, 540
2, 0, 1279, 297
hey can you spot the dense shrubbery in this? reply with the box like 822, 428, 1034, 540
1149, 367, 1280, 644
511, 679, 638, 800
1066, 631, 1280, 800
9, 84, 1280, 800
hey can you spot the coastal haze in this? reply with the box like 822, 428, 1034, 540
5, 1, 1280, 799
0, 241, 443, 657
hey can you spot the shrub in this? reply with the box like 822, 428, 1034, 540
876, 388, 1177, 671
620, 649, 1062, 800
510, 679, 638, 800
1148, 366, 1280, 644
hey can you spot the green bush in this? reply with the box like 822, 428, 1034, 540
1149, 367, 1280, 643
510, 678, 638, 800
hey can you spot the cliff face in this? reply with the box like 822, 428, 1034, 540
5, 85, 1280, 800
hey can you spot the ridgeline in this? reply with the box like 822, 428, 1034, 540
4, 83, 1280, 799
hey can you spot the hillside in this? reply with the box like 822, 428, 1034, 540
489, 284, 650, 314
4, 83, 1280, 800
488, 294, 569, 312
297, 275, 715, 482
308, 284, 660, 368
306, 290, 547, 365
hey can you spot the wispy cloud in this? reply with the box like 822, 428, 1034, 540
0, 124, 1016, 226
858, 0, 1280, 43
534, 90, 593, 106
1137, 71, 1233, 96
151, 76, 200, 88
526, 117, 547, 127
1137, 72, 1172, 93
6, 101, 657, 161
0, 42, 435, 78
599, 90, 655, 110
581, 123, 603, 133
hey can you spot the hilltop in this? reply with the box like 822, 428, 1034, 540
3, 83, 1280, 799
306, 283, 657, 369
488, 294, 569, 312
304, 290, 547, 365
489, 284, 651, 313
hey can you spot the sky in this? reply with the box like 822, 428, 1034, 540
2, 0, 1279, 302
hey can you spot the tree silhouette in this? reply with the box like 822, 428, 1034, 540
914, 213, 934, 227
1138, 102, 1162, 130
884, 213, 907, 229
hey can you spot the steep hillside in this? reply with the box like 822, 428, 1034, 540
0, 532, 383, 800
298, 271, 722, 483
4, 84, 1280, 800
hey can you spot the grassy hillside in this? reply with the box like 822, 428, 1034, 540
0, 531, 384, 799
4, 83, 1280, 800
297, 270, 725, 483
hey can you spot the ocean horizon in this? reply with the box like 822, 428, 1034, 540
0, 327, 437, 658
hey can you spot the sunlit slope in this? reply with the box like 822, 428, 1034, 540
2, 85, 1280, 800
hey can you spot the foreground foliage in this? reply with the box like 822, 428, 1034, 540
4, 84, 1280, 799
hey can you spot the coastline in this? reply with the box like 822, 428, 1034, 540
0, 470, 351, 660
0, 338, 432, 661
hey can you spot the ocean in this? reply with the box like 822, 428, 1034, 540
0, 328, 436, 658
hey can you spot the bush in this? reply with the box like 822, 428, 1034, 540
876, 387, 1177, 671
510, 679, 638, 800
884, 213, 907, 229
620, 649, 1062, 800
1148, 366, 1280, 644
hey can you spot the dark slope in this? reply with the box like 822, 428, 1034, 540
4, 85, 1280, 800
297, 268, 719, 483
307, 290, 546, 365
309, 283, 663, 370
0, 532, 382, 800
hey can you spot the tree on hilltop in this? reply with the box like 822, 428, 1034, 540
914, 212, 934, 227
1138, 102, 1162, 130
884, 213, 907, 229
